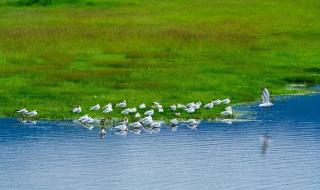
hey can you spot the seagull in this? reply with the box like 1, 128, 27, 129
203, 102, 214, 109
139, 116, 153, 126
82, 116, 94, 124
221, 98, 230, 104
102, 103, 112, 110
158, 108, 164, 113
152, 102, 162, 109
185, 107, 195, 113
113, 124, 128, 132
135, 113, 141, 118
129, 122, 142, 129
121, 108, 132, 115
130, 107, 137, 113
72, 106, 81, 113
120, 117, 129, 125
116, 100, 126, 108
77, 114, 89, 122
212, 99, 221, 105
169, 104, 177, 111
139, 103, 146, 109
150, 121, 161, 128
27, 110, 38, 117
144, 109, 154, 116
16, 108, 28, 115
90, 104, 100, 111
259, 88, 274, 107
170, 118, 178, 126
195, 101, 202, 109
221, 106, 232, 116
186, 119, 199, 129
102, 107, 113, 113
177, 104, 187, 109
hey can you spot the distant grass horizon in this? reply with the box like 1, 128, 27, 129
0, 0, 319, 119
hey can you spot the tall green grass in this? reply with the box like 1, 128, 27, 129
0, 0, 319, 119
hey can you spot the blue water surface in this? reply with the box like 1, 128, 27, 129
1, 94, 320, 190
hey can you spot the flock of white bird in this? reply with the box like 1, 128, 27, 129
16, 88, 273, 135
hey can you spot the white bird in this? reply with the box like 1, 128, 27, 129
139, 116, 153, 126
139, 103, 146, 109
221, 98, 231, 104
221, 106, 232, 116
27, 110, 38, 117
195, 101, 202, 109
169, 104, 177, 111
121, 108, 132, 115
103, 107, 113, 113
185, 107, 195, 113
102, 103, 112, 110
82, 116, 94, 124
177, 104, 187, 109
129, 122, 142, 129
186, 102, 196, 108
77, 114, 89, 122
116, 100, 126, 108
175, 112, 181, 116
203, 102, 214, 109
158, 108, 164, 113
186, 119, 199, 129
150, 121, 161, 128
212, 99, 221, 105
135, 113, 141, 118
259, 88, 274, 107
144, 109, 154, 116
16, 108, 28, 115
90, 104, 100, 111
130, 107, 137, 113
113, 124, 128, 131
170, 119, 178, 126
72, 106, 81, 113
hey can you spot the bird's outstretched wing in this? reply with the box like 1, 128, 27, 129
262, 88, 270, 103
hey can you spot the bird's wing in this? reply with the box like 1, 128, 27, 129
262, 88, 270, 103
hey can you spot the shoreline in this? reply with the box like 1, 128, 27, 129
4, 87, 319, 122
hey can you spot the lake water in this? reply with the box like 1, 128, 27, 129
1, 94, 320, 190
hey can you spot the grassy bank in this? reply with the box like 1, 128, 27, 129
0, 0, 319, 119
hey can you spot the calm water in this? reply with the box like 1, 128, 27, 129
1, 94, 320, 190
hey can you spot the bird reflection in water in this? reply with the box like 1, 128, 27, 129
260, 134, 271, 155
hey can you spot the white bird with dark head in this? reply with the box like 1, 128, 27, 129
259, 88, 273, 107
72, 106, 81, 113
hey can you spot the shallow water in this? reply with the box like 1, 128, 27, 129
1, 94, 320, 190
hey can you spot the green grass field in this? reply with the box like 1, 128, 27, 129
0, 0, 319, 119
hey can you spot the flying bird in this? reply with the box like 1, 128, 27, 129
259, 88, 274, 107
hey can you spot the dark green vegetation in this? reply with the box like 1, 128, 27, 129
0, 0, 319, 119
